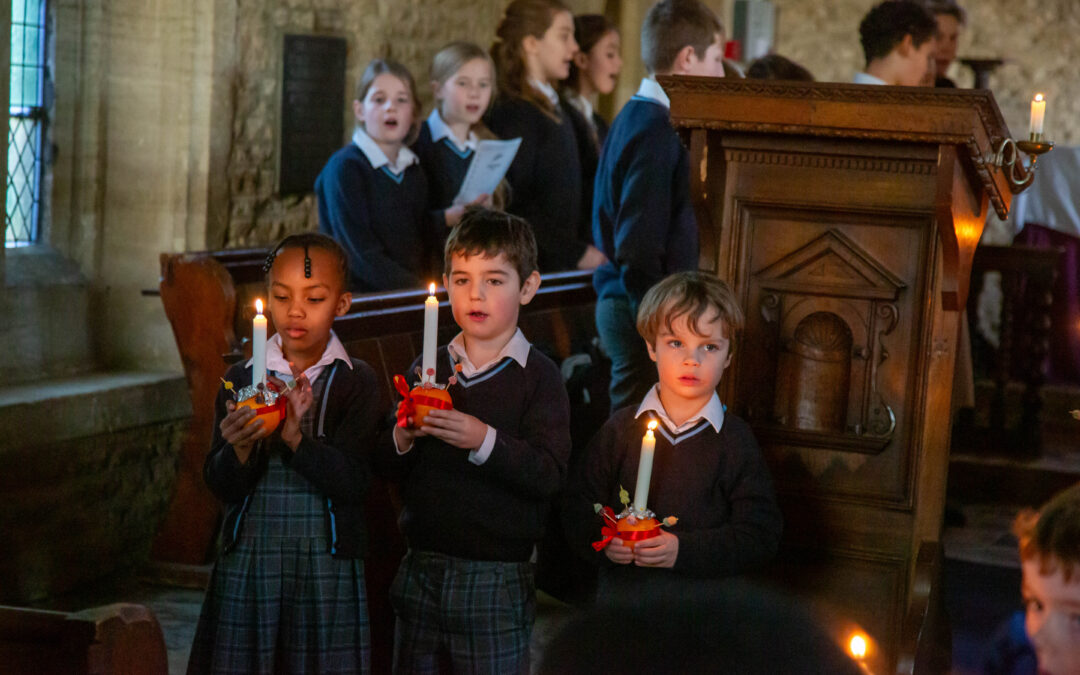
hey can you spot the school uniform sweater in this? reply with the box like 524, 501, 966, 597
315, 143, 434, 292
204, 357, 379, 559
563, 406, 782, 584
592, 96, 697, 309
564, 95, 608, 249
412, 119, 473, 214
377, 345, 572, 562
485, 96, 588, 271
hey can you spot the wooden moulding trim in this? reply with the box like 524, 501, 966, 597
660, 77, 1013, 219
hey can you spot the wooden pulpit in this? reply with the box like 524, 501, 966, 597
660, 77, 1017, 674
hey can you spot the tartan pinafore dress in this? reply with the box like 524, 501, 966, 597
187, 364, 370, 675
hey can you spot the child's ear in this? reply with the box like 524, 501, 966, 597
430, 79, 442, 100
672, 45, 697, 75
352, 99, 364, 121
897, 33, 915, 57
522, 34, 540, 58
442, 273, 450, 292
573, 51, 590, 70
335, 291, 353, 317
518, 270, 541, 306
646, 340, 658, 363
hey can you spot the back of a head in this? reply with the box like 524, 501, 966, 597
747, 54, 814, 82
1015, 482, 1080, 581
444, 207, 538, 282
538, 582, 863, 675
641, 0, 723, 75
922, 0, 967, 26
858, 0, 937, 66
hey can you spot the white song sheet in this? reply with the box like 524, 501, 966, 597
453, 138, 522, 205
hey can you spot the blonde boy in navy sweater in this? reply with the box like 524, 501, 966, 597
565, 271, 781, 599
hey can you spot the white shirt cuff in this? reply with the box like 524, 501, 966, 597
468, 425, 497, 465
393, 428, 414, 455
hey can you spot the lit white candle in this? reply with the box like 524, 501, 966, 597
633, 420, 659, 514
252, 298, 267, 388
1029, 93, 1046, 136
421, 283, 438, 385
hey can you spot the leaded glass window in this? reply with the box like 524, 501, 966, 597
6, 0, 48, 246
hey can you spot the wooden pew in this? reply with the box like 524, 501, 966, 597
153, 247, 599, 673
0, 603, 168, 675
960, 244, 1063, 454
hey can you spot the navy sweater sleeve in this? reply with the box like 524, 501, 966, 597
561, 412, 624, 568
672, 418, 783, 578
611, 127, 685, 308
203, 364, 264, 504
283, 360, 377, 506
315, 148, 423, 290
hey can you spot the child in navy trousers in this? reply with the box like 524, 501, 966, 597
592, 0, 726, 412
379, 208, 571, 674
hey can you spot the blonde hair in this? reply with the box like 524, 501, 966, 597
1014, 483, 1080, 582
430, 42, 508, 208
636, 271, 744, 349
355, 59, 422, 145
491, 0, 571, 119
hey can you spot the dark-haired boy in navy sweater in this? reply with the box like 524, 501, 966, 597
378, 207, 572, 673
593, 0, 726, 412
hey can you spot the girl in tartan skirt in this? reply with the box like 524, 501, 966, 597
188, 234, 378, 675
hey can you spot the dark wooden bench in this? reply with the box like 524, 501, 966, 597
960, 244, 1063, 454
0, 603, 168, 674
152, 247, 599, 673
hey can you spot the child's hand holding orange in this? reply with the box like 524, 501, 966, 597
272, 362, 313, 451
220, 399, 270, 464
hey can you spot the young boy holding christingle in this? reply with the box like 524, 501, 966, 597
379, 207, 572, 674
564, 271, 782, 598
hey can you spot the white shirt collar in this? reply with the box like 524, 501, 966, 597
426, 109, 478, 153
853, 72, 888, 86
447, 328, 531, 377
247, 330, 353, 387
352, 126, 418, 175
565, 94, 594, 122
530, 79, 560, 107
635, 384, 725, 435
635, 76, 671, 109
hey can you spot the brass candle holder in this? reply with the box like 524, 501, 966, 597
987, 132, 1054, 192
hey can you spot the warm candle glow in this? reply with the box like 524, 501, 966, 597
429, 282, 436, 296
421, 283, 439, 385
633, 420, 660, 514
1029, 94, 1047, 136
647, 420, 658, 432
255, 298, 263, 314
849, 634, 867, 659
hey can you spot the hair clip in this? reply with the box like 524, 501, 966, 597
304, 244, 312, 278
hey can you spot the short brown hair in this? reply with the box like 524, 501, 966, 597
859, 1, 937, 65
636, 271, 744, 348
1014, 483, 1080, 582
444, 207, 538, 283
641, 0, 724, 75
355, 58, 422, 145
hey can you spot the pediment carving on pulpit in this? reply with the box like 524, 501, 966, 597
754, 229, 906, 454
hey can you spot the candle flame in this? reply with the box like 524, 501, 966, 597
255, 298, 263, 314
1034, 93, 1044, 102
429, 282, 436, 296
647, 420, 658, 431
849, 634, 867, 660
